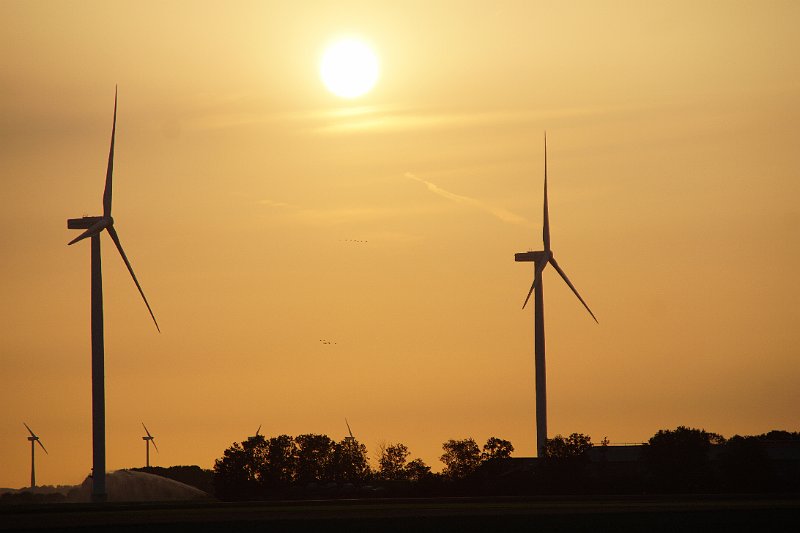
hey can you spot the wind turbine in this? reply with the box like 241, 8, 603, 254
515, 133, 597, 457
141, 423, 159, 468
344, 418, 355, 444
67, 87, 160, 502
23, 423, 48, 488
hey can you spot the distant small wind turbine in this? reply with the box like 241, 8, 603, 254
515, 133, 597, 457
344, 418, 355, 444
23, 423, 48, 488
141, 423, 159, 468
67, 87, 160, 502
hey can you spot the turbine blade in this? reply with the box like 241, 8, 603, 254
103, 86, 117, 218
255, 425, 261, 437
107, 226, 160, 332
549, 256, 598, 323
522, 261, 548, 309
23, 422, 36, 438
37, 440, 48, 455
345, 418, 354, 439
543, 132, 551, 252
68, 218, 108, 246
152, 439, 159, 453
142, 422, 152, 438
521, 278, 536, 309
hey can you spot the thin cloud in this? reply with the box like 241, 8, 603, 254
174, 101, 641, 136
312, 104, 639, 136
405, 172, 527, 225
258, 199, 442, 227
258, 199, 293, 208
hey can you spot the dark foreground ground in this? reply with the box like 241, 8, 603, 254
2, 494, 798, 533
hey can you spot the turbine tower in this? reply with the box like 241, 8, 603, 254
67, 87, 160, 502
141, 423, 158, 468
515, 133, 597, 457
24, 423, 48, 488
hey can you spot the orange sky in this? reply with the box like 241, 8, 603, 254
1, 0, 799, 489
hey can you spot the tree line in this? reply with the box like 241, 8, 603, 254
525, 427, 800, 495
211, 427, 799, 500
5, 425, 794, 504
212, 433, 513, 500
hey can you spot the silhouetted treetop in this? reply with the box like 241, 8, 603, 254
543, 433, 592, 459
758, 430, 800, 441
377, 442, 410, 481
482, 437, 514, 461
294, 434, 336, 484
213, 432, 373, 500
644, 426, 724, 492
332, 438, 370, 483
404, 458, 433, 482
259, 435, 298, 487
440, 438, 482, 480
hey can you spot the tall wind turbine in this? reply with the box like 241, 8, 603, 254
141, 423, 159, 468
515, 134, 597, 457
23, 423, 48, 488
67, 87, 160, 502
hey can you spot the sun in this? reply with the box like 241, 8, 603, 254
320, 38, 379, 99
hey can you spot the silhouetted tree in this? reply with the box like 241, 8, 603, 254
213, 435, 268, 500
405, 458, 433, 482
295, 434, 336, 484
644, 426, 724, 492
257, 435, 298, 489
482, 437, 514, 461
0, 491, 66, 505
332, 438, 371, 483
440, 438, 482, 480
378, 442, 410, 481
759, 430, 800, 441
538, 433, 594, 493
375, 442, 432, 483
718, 435, 772, 492
543, 433, 593, 459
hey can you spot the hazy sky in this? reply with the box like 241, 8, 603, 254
1, 0, 799, 489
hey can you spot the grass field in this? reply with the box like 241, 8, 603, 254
2, 494, 798, 532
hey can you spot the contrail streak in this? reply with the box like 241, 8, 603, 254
405, 172, 527, 225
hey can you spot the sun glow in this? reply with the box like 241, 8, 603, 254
320, 38, 379, 99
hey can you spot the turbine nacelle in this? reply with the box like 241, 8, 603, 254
514, 250, 552, 264
67, 216, 106, 230
67, 214, 159, 332
67, 216, 114, 245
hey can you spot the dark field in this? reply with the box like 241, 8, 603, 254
2, 494, 799, 532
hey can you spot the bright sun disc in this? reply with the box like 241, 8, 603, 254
320, 38, 379, 99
